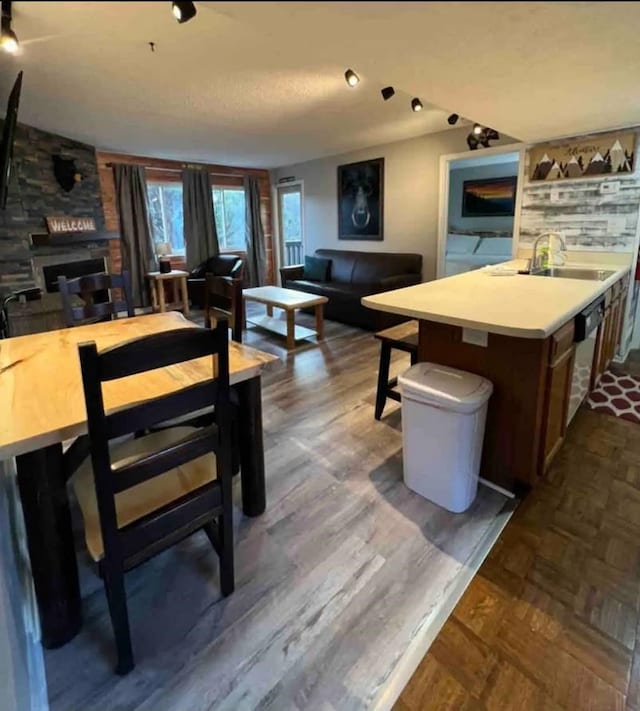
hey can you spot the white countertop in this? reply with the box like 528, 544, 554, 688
362, 261, 631, 339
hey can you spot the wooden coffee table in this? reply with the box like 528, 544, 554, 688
243, 286, 328, 350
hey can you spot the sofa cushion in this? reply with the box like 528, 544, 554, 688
303, 256, 331, 282
315, 250, 355, 283
351, 252, 422, 285
314, 249, 422, 286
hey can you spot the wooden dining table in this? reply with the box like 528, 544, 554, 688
0, 311, 277, 649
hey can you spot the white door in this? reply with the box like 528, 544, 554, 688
277, 184, 304, 266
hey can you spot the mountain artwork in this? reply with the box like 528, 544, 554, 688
529, 130, 636, 182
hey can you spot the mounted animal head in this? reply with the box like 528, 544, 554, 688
52, 154, 82, 192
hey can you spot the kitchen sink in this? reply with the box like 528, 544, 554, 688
529, 267, 616, 281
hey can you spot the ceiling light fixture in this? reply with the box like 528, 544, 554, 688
344, 69, 360, 87
172, 1, 196, 24
411, 98, 423, 112
447, 113, 459, 125
381, 86, 395, 101
1, 1, 19, 54
472, 123, 484, 136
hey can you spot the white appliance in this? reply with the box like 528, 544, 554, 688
568, 297, 604, 425
398, 363, 493, 513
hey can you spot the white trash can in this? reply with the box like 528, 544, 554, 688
398, 362, 493, 513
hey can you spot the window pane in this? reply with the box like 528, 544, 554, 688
281, 191, 301, 242
146, 182, 185, 254
212, 187, 246, 250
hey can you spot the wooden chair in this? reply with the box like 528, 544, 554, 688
204, 272, 244, 343
73, 322, 235, 674
374, 320, 419, 420
58, 271, 135, 327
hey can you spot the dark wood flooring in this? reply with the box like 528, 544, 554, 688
396, 407, 640, 711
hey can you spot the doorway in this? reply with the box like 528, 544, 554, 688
276, 182, 304, 267
437, 146, 525, 279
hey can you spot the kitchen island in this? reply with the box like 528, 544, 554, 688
363, 262, 631, 492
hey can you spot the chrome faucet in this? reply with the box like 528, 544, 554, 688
531, 232, 567, 273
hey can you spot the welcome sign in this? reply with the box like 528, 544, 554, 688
46, 216, 97, 233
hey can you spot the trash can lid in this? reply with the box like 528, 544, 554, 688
398, 362, 493, 414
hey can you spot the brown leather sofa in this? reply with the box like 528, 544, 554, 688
187, 254, 244, 308
280, 249, 422, 330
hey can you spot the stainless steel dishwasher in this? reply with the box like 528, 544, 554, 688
567, 296, 605, 425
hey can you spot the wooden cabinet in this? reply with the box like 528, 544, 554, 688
540, 321, 575, 473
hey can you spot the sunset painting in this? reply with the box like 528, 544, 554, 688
462, 176, 517, 217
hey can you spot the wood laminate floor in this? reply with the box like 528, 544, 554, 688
44, 309, 511, 711
396, 407, 640, 711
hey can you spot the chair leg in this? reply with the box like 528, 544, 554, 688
102, 563, 134, 675
217, 446, 235, 596
375, 342, 392, 420
410, 349, 418, 366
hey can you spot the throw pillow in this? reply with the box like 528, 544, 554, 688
303, 256, 331, 282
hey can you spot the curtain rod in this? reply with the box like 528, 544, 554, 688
104, 161, 246, 178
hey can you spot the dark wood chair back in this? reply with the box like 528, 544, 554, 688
204, 272, 244, 343
77, 321, 234, 673
58, 271, 135, 327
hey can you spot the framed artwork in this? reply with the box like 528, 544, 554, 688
529, 130, 636, 182
461, 176, 517, 217
337, 157, 384, 240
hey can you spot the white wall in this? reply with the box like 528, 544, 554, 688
271, 127, 515, 281
448, 161, 518, 234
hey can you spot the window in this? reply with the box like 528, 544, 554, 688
212, 187, 246, 250
277, 184, 303, 266
146, 181, 246, 255
147, 182, 185, 255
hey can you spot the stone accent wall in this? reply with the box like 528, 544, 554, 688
0, 121, 106, 296
519, 128, 640, 253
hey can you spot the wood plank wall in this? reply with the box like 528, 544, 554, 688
95, 151, 274, 283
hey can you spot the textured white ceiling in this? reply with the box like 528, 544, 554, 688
0, 2, 638, 168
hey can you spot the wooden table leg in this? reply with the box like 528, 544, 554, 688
16, 444, 82, 648
286, 310, 295, 351
315, 304, 324, 341
375, 341, 392, 420
150, 280, 158, 313
158, 279, 166, 313
180, 276, 190, 316
266, 304, 273, 317
234, 376, 266, 517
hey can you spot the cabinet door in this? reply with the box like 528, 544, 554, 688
541, 345, 575, 472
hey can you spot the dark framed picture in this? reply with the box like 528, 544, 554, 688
337, 157, 384, 240
461, 176, 517, 217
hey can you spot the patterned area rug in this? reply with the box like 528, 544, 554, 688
587, 370, 640, 424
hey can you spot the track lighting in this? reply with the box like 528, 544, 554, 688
344, 69, 360, 87
473, 123, 484, 136
172, 1, 196, 23
411, 98, 423, 112
381, 86, 395, 101
1, 1, 18, 54
447, 113, 459, 125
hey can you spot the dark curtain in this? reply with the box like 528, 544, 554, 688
244, 176, 266, 287
113, 164, 156, 308
183, 168, 219, 271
